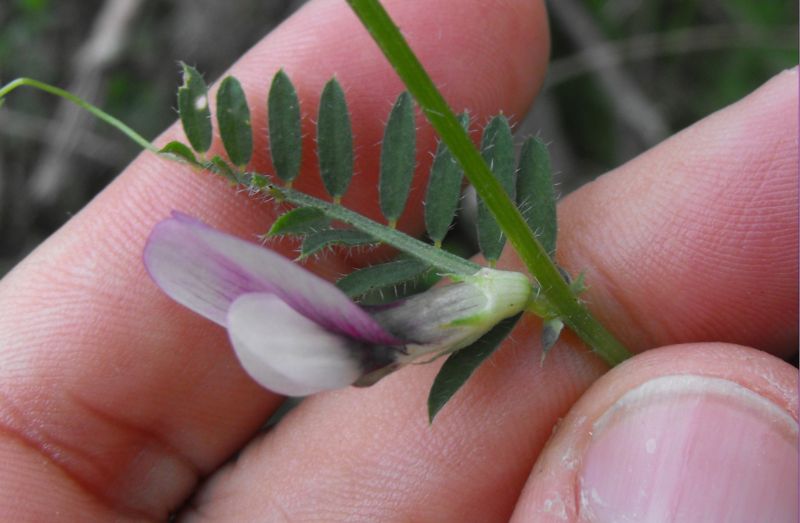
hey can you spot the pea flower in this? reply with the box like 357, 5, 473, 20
144, 212, 531, 396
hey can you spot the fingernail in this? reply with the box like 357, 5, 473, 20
578, 375, 798, 523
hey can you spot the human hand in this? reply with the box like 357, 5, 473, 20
0, 1, 796, 521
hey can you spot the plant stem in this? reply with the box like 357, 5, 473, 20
347, 0, 631, 365
0, 78, 158, 153
276, 186, 481, 276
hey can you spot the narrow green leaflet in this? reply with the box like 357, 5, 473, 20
427, 313, 522, 422
336, 257, 430, 297
317, 78, 353, 199
216, 76, 252, 167
476, 115, 515, 262
268, 70, 302, 183
159, 141, 200, 166
268, 207, 328, 236
517, 137, 557, 256
424, 112, 469, 244
177, 63, 212, 154
379, 91, 416, 224
300, 229, 374, 258
210, 155, 239, 184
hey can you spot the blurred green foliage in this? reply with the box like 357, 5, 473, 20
546, 0, 797, 180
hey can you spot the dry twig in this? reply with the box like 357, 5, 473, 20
548, 24, 797, 87
28, 0, 145, 204
547, 0, 670, 147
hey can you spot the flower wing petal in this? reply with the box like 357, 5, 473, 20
144, 213, 401, 344
227, 293, 363, 396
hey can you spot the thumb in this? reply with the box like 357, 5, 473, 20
510, 343, 798, 522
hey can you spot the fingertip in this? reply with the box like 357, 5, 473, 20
510, 343, 798, 522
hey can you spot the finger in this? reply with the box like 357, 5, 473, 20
0, 1, 549, 520
554, 67, 798, 357
186, 70, 797, 521
509, 343, 798, 522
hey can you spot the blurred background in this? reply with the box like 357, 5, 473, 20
0, 0, 796, 276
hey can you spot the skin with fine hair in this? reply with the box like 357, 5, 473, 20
0, 0, 796, 521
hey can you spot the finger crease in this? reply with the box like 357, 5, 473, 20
0, 390, 156, 520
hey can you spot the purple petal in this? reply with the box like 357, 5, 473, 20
143, 212, 402, 345
228, 293, 363, 396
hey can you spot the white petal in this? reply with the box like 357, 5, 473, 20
227, 293, 363, 396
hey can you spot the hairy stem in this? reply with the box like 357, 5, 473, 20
347, 0, 631, 365
269, 183, 481, 276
